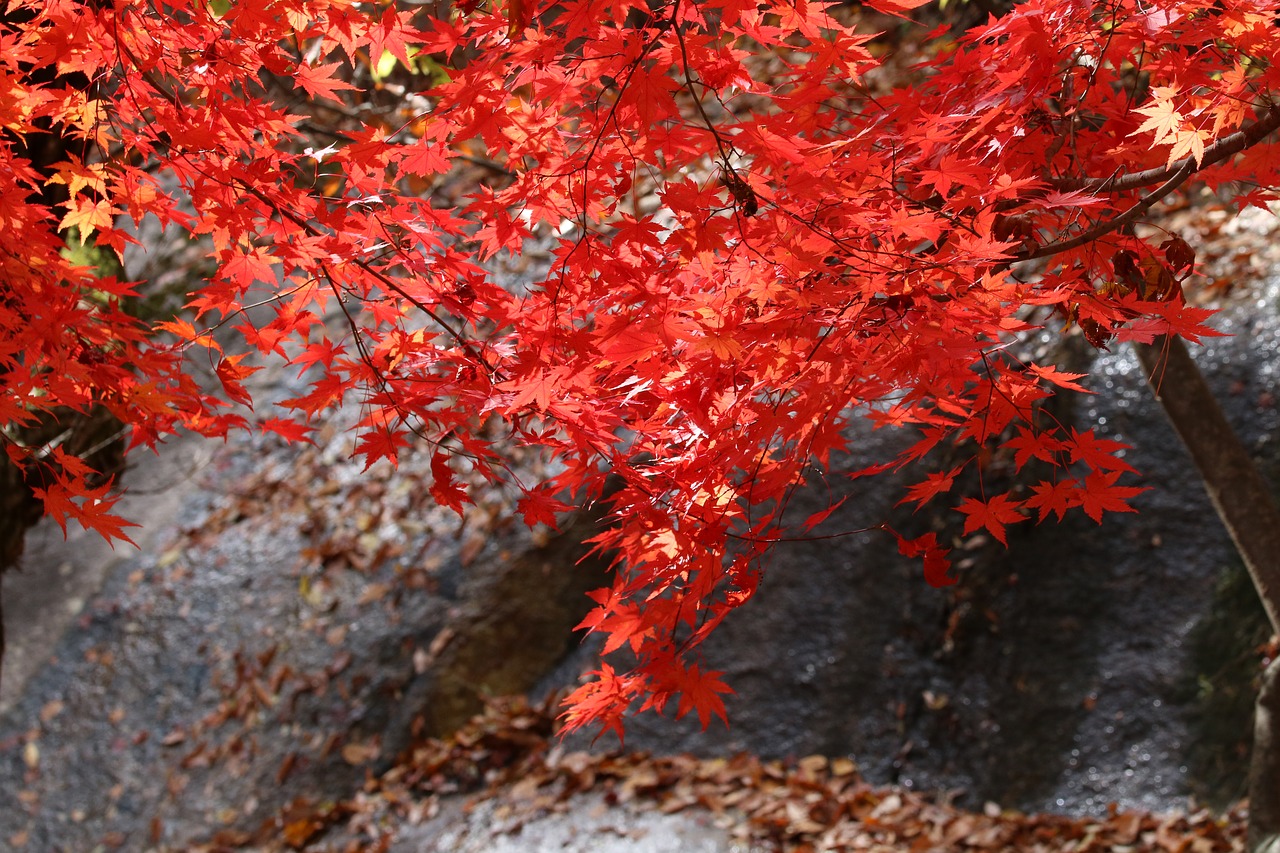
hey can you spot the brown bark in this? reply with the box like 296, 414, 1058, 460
1133, 335, 1280, 852
1251, 657, 1280, 853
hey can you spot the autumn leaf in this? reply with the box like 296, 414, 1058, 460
33, 478, 139, 549
1024, 479, 1083, 522
1026, 363, 1090, 393
559, 664, 635, 743
1078, 471, 1148, 523
399, 140, 451, 176
898, 467, 962, 510
258, 416, 313, 443
429, 449, 469, 514
1068, 429, 1139, 475
897, 532, 955, 588
354, 428, 410, 468
219, 247, 279, 289
864, 0, 932, 17
956, 494, 1026, 545
60, 197, 116, 243
214, 354, 260, 408
516, 488, 572, 528
1131, 86, 1183, 141
293, 61, 359, 105
1004, 426, 1066, 470
671, 664, 734, 730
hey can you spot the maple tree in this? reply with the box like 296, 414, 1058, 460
6, 0, 1280, 843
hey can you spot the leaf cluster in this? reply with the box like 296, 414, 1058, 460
3, 0, 1280, 732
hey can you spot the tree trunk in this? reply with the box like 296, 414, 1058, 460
1251, 656, 1280, 853
1132, 334, 1280, 852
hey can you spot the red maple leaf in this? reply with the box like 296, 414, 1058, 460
956, 494, 1026, 545
293, 61, 358, 105
897, 532, 955, 588
671, 664, 734, 730
898, 467, 962, 510
1068, 429, 1139, 475
1004, 426, 1066, 470
1025, 478, 1083, 521
430, 450, 470, 514
34, 478, 139, 549
1079, 470, 1149, 523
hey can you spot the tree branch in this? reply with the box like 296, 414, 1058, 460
1050, 103, 1280, 195
1012, 103, 1280, 263
1015, 157, 1196, 261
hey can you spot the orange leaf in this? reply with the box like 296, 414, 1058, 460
59, 197, 116, 243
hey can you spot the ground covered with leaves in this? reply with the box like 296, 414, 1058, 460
191, 697, 1249, 853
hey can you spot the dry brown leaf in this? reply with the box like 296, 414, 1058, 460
282, 817, 322, 849
870, 792, 903, 820
341, 740, 380, 765
1114, 810, 1144, 844
830, 757, 857, 777
357, 581, 390, 604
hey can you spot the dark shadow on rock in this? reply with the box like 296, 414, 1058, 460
369, 505, 614, 775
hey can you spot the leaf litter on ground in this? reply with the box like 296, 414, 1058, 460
194, 695, 1249, 853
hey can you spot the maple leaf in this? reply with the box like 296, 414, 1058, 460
800, 496, 848, 532
1116, 301, 1226, 346
1024, 478, 1082, 521
559, 663, 635, 743
429, 450, 470, 514
516, 488, 572, 528
1003, 426, 1066, 470
1131, 87, 1184, 144
1068, 429, 1138, 475
1026, 363, 1090, 393
897, 532, 955, 588
1038, 188, 1106, 210
1166, 127, 1207, 167
399, 140, 451, 177
219, 247, 279, 289
956, 494, 1026, 545
59, 197, 116, 243
258, 416, 313, 443
1078, 471, 1148, 523
504, 369, 566, 413
864, 0, 932, 17
671, 664, 733, 730
898, 467, 962, 510
293, 61, 358, 105
368, 5, 425, 66
354, 428, 410, 468
215, 354, 261, 408
33, 478, 139, 549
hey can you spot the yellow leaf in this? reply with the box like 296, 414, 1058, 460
59, 198, 115, 243
1131, 87, 1184, 145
